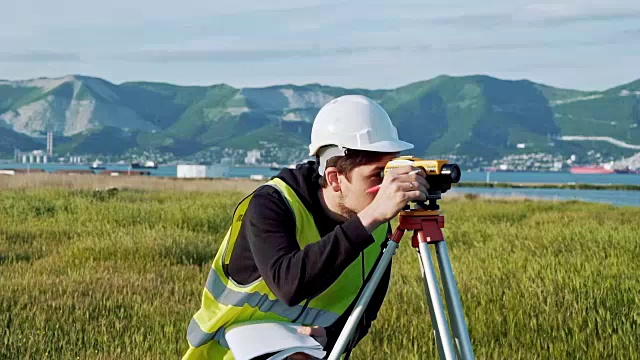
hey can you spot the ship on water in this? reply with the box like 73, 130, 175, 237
570, 165, 614, 174
89, 160, 106, 170
570, 160, 638, 174
131, 160, 158, 169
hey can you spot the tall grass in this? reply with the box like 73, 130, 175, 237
1, 187, 638, 359
0, 173, 260, 193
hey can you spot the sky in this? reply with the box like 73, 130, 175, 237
1, 0, 639, 91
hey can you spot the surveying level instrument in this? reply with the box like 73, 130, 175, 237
328, 157, 474, 360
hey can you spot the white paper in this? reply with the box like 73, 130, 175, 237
225, 321, 326, 360
267, 347, 326, 360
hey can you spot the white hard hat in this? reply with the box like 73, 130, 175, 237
309, 95, 413, 156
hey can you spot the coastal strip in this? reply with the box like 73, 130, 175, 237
455, 181, 640, 191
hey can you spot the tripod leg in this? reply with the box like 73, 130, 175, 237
327, 240, 399, 360
415, 247, 447, 360
434, 241, 475, 360
416, 234, 456, 360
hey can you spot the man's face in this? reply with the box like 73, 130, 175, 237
338, 153, 397, 217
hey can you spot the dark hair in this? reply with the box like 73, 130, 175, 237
318, 149, 392, 188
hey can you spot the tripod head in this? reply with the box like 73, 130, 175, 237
404, 193, 443, 212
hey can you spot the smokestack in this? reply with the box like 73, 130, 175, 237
47, 131, 53, 156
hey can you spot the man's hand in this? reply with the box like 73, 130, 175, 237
287, 326, 327, 360
358, 165, 429, 232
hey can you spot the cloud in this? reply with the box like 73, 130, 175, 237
426, 12, 514, 29
404, 2, 640, 29
535, 11, 640, 26
0, 0, 637, 90
516, 1, 640, 25
0, 44, 431, 64
0, 0, 345, 28
105, 28, 634, 63
114, 44, 433, 63
440, 36, 631, 52
1, 29, 632, 65
0, 51, 81, 62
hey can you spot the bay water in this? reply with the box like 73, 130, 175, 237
1, 163, 639, 207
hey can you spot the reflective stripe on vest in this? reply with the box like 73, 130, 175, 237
188, 318, 228, 349
183, 178, 388, 357
186, 267, 342, 347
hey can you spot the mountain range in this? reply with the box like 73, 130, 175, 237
1, 74, 639, 162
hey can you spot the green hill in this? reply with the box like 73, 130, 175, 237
0, 74, 639, 162
382, 75, 560, 158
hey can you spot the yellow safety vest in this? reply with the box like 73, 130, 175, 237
182, 178, 388, 359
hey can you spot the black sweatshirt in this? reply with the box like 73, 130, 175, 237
227, 161, 391, 355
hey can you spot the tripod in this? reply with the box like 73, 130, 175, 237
327, 200, 475, 360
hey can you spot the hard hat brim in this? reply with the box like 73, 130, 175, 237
309, 140, 413, 156
357, 140, 414, 153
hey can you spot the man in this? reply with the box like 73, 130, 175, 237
183, 95, 428, 359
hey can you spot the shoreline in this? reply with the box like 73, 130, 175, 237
455, 181, 640, 191
2, 172, 639, 192
1, 173, 637, 207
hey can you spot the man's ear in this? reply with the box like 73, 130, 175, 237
324, 166, 341, 192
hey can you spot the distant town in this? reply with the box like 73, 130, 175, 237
4, 139, 639, 174
3, 131, 640, 173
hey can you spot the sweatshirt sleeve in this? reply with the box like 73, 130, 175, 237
243, 187, 375, 306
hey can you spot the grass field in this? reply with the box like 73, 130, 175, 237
1, 179, 639, 359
